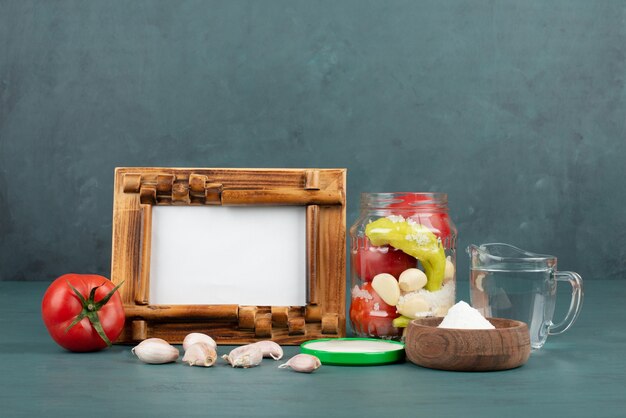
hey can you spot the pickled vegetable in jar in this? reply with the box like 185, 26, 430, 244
349, 193, 457, 339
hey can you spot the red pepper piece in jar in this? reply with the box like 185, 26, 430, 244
352, 237, 417, 282
350, 283, 401, 338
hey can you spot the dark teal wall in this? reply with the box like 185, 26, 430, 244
1, 0, 624, 281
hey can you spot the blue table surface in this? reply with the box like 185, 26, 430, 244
1, 280, 624, 418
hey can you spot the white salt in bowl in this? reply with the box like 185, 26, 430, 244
404, 317, 531, 372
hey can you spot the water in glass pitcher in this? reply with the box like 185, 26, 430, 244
470, 265, 557, 349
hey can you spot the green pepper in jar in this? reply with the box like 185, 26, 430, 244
365, 217, 446, 292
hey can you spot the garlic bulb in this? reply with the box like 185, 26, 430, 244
278, 354, 321, 373
182, 342, 217, 367
132, 338, 179, 364
253, 340, 283, 360
222, 344, 263, 368
182, 333, 217, 351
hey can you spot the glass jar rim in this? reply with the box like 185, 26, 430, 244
360, 192, 448, 209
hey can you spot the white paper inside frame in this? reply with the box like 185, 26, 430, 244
149, 206, 307, 306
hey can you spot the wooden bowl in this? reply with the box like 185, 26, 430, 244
404, 317, 531, 372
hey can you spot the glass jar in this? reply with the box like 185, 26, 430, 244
349, 192, 457, 339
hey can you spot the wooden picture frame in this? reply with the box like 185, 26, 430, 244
110, 167, 346, 345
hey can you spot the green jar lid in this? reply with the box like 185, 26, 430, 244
300, 338, 405, 365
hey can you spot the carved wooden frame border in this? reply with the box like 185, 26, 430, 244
111, 167, 346, 345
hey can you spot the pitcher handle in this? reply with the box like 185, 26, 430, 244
548, 271, 583, 335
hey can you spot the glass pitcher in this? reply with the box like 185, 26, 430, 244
468, 243, 583, 350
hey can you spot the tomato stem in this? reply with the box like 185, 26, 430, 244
65, 280, 125, 347
86, 311, 112, 346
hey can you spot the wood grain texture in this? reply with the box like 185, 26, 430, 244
305, 304, 322, 322
304, 169, 320, 190
139, 185, 157, 205
111, 167, 346, 345
122, 322, 328, 346
316, 203, 347, 337
110, 169, 143, 306
122, 173, 141, 193
238, 306, 258, 330
306, 205, 319, 304
287, 316, 306, 335
134, 204, 151, 305
271, 306, 290, 327
405, 317, 531, 371
131, 320, 147, 341
254, 313, 272, 338
125, 304, 240, 321
221, 189, 342, 205
321, 313, 339, 334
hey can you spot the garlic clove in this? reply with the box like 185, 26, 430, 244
253, 340, 284, 360
182, 333, 217, 351
182, 342, 217, 367
444, 256, 455, 283
221, 344, 263, 368
132, 338, 179, 364
475, 272, 486, 292
278, 354, 321, 373
396, 292, 430, 319
398, 268, 428, 293
371, 273, 401, 306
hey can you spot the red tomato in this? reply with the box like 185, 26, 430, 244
349, 283, 400, 337
41, 274, 125, 352
353, 240, 417, 281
